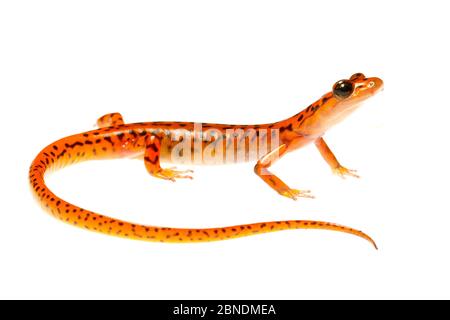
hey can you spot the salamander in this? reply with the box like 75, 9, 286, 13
29, 73, 383, 248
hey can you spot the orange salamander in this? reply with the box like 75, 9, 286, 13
29, 73, 383, 248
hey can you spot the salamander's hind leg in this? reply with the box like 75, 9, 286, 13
315, 137, 360, 179
144, 135, 193, 182
97, 112, 125, 128
254, 145, 314, 200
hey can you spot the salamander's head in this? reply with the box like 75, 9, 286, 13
332, 73, 383, 106
299, 73, 383, 135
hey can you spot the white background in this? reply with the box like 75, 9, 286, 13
1, 1, 449, 299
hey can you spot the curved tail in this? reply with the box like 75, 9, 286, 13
29, 138, 377, 249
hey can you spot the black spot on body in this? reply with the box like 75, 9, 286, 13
103, 136, 114, 146
148, 143, 159, 153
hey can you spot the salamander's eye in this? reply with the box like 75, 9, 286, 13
350, 73, 365, 80
333, 80, 354, 99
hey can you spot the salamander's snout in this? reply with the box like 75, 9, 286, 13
354, 76, 384, 98
369, 77, 384, 93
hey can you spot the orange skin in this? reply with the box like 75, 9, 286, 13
29, 73, 383, 248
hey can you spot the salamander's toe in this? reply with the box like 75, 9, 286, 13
155, 167, 194, 181
280, 188, 315, 201
333, 166, 360, 179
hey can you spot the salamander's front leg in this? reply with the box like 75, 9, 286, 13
144, 135, 193, 182
315, 137, 359, 179
254, 144, 313, 200
97, 112, 125, 128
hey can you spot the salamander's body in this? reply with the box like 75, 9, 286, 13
30, 73, 383, 248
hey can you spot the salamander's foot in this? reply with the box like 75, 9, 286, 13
279, 188, 315, 201
154, 167, 194, 182
333, 166, 360, 179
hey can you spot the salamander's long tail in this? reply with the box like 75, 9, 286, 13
29, 140, 377, 249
